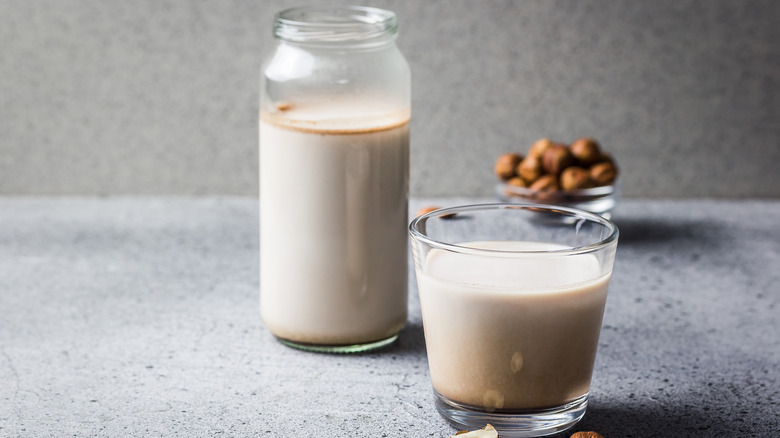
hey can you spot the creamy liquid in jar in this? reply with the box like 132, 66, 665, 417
260, 99, 409, 345
417, 241, 610, 410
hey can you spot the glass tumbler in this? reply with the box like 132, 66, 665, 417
409, 203, 619, 437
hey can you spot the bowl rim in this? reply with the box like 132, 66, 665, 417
498, 179, 619, 197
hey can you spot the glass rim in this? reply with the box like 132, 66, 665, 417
409, 202, 619, 257
273, 5, 398, 46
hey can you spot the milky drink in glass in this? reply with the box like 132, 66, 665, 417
410, 204, 618, 436
419, 240, 609, 410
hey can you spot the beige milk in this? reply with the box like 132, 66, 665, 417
260, 99, 409, 345
417, 241, 610, 410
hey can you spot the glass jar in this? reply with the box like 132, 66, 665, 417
259, 6, 411, 353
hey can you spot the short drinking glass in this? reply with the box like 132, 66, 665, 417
409, 203, 619, 437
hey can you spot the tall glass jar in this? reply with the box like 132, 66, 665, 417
259, 6, 411, 353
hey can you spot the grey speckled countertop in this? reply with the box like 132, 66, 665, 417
1, 197, 778, 437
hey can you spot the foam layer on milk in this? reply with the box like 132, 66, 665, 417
261, 98, 410, 134
424, 241, 606, 292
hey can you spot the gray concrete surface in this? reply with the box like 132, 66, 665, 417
0, 197, 778, 437
1, 1, 779, 198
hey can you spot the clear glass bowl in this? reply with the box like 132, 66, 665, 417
496, 180, 620, 218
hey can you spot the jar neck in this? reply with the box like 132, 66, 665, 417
273, 6, 398, 49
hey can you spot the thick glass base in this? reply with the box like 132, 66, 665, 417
434, 390, 588, 437
276, 333, 398, 354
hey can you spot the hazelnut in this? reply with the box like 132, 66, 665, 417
570, 432, 604, 438
494, 153, 522, 180
590, 161, 618, 186
528, 138, 554, 158
416, 206, 455, 219
560, 166, 594, 190
594, 153, 616, 166
569, 138, 602, 166
275, 101, 293, 112
416, 206, 438, 217
506, 177, 527, 188
451, 424, 498, 438
504, 177, 527, 198
517, 156, 544, 184
529, 174, 559, 191
542, 144, 575, 175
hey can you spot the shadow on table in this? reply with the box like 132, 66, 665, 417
381, 321, 427, 357
558, 400, 765, 438
612, 217, 722, 250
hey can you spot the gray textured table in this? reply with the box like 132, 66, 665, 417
1, 198, 778, 437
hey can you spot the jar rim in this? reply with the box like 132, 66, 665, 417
273, 6, 398, 47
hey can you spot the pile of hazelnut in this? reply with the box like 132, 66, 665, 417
495, 138, 618, 192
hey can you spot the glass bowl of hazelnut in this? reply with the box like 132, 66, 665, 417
494, 138, 620, 218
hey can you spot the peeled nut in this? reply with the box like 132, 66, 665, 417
517, 156, 544, 184
569, 138, 602, 166
570, 432, 605, 438
542, 144, 575, 175
494, 153, 522, 180
452, 424, 498, 438
529, 174, 559, 191
560, 166, 593, 190
590, 161, 618, 186
528, 138, 554, 158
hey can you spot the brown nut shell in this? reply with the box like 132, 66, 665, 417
569, 138, 602, 166
528, 138, 554, 158
595, 153, 616, 166
494, 153, 522, 180
529, 174, 560, 191
590, 162, 618, 186
503, 177, 527, 198
560, 166, 594, 190
506, 177, 527, 188
570, 432, 605, 438
416, 206, 456, 219
517, 156, 544, 184
542, 144, 576, 175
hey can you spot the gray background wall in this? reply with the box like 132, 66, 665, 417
1, 0, 778, 198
